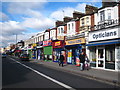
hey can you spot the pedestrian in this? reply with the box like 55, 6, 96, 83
58, 51, 64, 67
79, 52, 85, 71
85, 55, 90, 70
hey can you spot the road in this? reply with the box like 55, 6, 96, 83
2, 56, 119, 89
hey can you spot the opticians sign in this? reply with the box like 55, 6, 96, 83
89, 28, 120, 42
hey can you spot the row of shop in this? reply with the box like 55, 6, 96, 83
23, 26, 120, 71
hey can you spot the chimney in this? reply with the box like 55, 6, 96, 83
85, 5, 98, 14
73, 11, 85, 19
63, 16, 73, 23
55, 20, 64, 27
102, 0, 117, 7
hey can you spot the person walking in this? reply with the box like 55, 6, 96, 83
58, 51, 64, 67
79, 52, 85, 71
85, 55, 90, 70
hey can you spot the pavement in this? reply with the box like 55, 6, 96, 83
10, 56, 120, 86
30, 59, 120, 86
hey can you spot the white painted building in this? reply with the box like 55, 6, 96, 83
44, 31, 49, 40
94, 4, 119, 26
50, 28, 57, 40
67, 20, 76, 37
87, 3, 120, 71
57, 25, 65, 40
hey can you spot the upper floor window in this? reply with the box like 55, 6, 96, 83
72, 23, 74, 29
61, 28, 64, 33
58, 28, 60, 34
68, 24, 70, 31
107, 9, 111, 20
100, 10, 105, 21
81, 18, 84, 26
86, 17, 89, 24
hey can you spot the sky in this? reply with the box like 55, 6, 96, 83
0, 0, 103, 48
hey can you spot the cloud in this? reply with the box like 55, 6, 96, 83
0, 12, 9, 21
76, 3, 86, 13
8, 2, 47, 15
50, 3, 87, 21
21, 17, 54, 31
1, 21, 25, 35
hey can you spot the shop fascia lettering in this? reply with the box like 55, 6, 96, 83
68, 40, 81, 44
93, 31, 117, 39
66, 33, 85, 40
89, 28, 119, 42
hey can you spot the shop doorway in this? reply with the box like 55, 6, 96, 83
96, 47, 105, 69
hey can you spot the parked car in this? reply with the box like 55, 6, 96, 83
20, 54, 29, 61
2, 53, 7, 58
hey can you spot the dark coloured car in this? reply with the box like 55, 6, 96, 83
20, 54, 29, 61
2, 53, 7, 58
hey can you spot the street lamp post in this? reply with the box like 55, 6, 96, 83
15, 34, 17, 49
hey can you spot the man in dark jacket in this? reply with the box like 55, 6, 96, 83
79, 52, 85, 71
59, 52, 64, 67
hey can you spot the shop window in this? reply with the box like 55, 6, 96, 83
105, 45, 115, 70
98, 49, 104, 58
89, 47, 96, 67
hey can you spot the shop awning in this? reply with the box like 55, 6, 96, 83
86, 39, 120, 46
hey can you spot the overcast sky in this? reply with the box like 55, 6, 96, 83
1, 0, 102, 48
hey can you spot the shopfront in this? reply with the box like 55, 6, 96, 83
52, 40, 65, 62
28, 46, 32, 59
32, 43, 37, 59
43, 40, 52, 61
65, 38, 86, 65
36, 41, 43, 60
87, 27, 120, 71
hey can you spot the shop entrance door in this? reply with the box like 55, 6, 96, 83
96, 47, 105, 69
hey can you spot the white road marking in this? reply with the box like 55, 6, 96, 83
10, 58, 76, 90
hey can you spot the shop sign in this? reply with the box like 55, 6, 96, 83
53, 41, 64, 48
43, 40, 52, 46
65, 38, 85, 45
66, 33, 85, 40
38, 41, 43, 46
55, 41, 61, 46
89, 28, 120, 42
32, 43, 36, 47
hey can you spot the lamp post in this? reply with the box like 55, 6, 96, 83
15, 34, 17, 49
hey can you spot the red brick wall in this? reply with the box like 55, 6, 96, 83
75, 20, 80, 34
91, 14, 94, 31
64, 24, 67, 34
